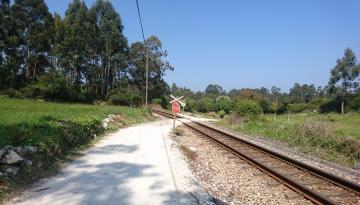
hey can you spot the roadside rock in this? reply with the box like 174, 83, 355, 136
23, 158, 33, 167
3, 145, 14, 151
102, 122, 108, 129
3, 165, 20, 175
1, 150, 23, 164
14, 147, 25, 155
0, 171, 7, 177
23, 145, 37, 154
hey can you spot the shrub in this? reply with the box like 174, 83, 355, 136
319, 98, 341, 113
195, 97, 216, 112
234, 100, 263, 120
1, 88, 24, 98
295, 120, 333, 141
21, 73, 82, 102
288, 103, 309, 113
215, 95, 232, 113
348, 96, 360, 111
106, 88, 142, 106
160, 96, 170, 109
151, 98, 162, 105
218, 110, 226, 118
259, 99, 271, 113
184, 99, 195, 112
336, 137, 360, 160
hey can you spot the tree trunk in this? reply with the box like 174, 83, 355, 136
341, 99, 344, 115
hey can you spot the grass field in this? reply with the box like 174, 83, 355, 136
0, 96, 151, 127
0, 96, 154, 200
0, 96, 154, 147
217, 112, 360, 168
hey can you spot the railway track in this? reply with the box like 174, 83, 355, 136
152, 109, 360, 205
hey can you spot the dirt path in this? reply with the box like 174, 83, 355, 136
7, 120, 197, 205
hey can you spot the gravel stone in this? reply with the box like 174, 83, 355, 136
175, 126, 312, 205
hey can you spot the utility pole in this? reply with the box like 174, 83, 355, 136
135, 0, 149, 106
145, 49, 149, 105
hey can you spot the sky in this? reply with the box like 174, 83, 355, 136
45, 0, 360, 92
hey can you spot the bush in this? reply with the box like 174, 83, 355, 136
195, 97, 216, 113
259, 99, 271, 113
184, 99, 195, 112
106, 88, 142, 106
20, 73, 83, 102
319, 98, 341, 113
1, 118, 104, 156
348, 96, 360, 111
234, 100, 263, 120
215, 96, 232, 113
218, 110, 226, 118
161, 96, 170, 109
151, 98, 162, 105
288, 103, 309, 113
1, 88, 24, 98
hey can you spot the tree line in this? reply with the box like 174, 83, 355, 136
167, 48, 360, 115
0, 0, 173, 103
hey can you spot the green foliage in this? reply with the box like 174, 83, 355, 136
215, 95, 232, 113
319, 98, 341, 113
20, 73, 87, 102
218, 110, 226, 118
259, 99, 272, 113
151, 98, 162, 105
106, 88, 142, 106
328, 48, 360, 114
234, 100, 263, 120
128, 36, 173, 99
0, 96, 154, 149
348, 95, 360, 111
288, 103, 310, 113
289, 83, 316, 103
217, 113, 360, 167
205, 84, 225, 96
184, 99, 195, 112
11, 0, 54, 83
1, 88, 24, 98
160, 96, 170, 109
195, 97, 216, 112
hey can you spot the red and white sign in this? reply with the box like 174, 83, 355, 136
171, 101, 181, 114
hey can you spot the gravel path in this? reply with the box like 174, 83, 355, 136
6, 119, 209, 205
174, 126, 313, 205
202, 121, 360, 184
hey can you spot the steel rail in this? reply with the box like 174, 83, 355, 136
152, 109, 360, 205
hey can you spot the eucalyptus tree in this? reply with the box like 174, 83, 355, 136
12, 0, 53, 83
60, 0, 92, 88
0, 0, 13, 87
89, 0, 128, 96
329, 48, 360, 114
128, 35, 173, 100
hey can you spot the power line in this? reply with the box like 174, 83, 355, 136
135, 0, 146, 42
135, 0, 149, 106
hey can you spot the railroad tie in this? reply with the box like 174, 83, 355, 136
300, 178, 324, 186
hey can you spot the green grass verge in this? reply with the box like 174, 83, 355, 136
0, 96, 154, 201
216, 112, 360, 168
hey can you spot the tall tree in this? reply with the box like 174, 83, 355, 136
271, 86, 281, 108
205, 84, 225, 96
89, 0, 128, 96
128, 35, 173, 100
12, 0, 53, 83
59, 0, 92, 88
329, 48, 360, 114
0, 0, 21, 88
